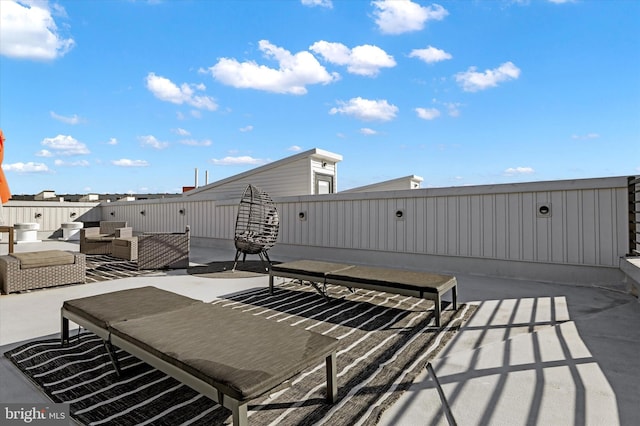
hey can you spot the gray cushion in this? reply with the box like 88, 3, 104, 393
63, 286, 201, 329
270, 260, 354, 278
113, 237, 136, 247
11, 250, 75, 269
85, 235, 115, 242
109, 302, 339, 401
327, 265, 456, 293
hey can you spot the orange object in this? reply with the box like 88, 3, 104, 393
0, 129, 12, 203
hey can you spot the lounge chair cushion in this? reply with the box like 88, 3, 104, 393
270, 259, 354, 278
11, 250, 75, 269
109, 302, 339, 401
327, 265, 456, 294
62, 286, 201, 329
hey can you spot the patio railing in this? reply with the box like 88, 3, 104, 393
629, 176, 640, 256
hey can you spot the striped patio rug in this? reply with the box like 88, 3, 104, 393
85, 255, 161, 283
5, 282, 475, 425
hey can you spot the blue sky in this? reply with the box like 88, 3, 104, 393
1, 0, 638, 195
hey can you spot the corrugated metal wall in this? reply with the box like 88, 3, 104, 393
2, 177, 630, 270
1, 201, 101, 237
273, 185, 627, 267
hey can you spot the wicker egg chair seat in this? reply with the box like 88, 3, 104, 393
233, 184, 279, 271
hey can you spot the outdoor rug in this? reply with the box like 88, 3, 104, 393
5, 281, 476, 425
85, 255, 162, 283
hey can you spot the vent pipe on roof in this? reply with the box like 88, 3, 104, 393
205, 170, 209, 185
194, 168, 198, 188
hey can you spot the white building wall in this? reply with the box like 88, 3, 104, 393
185, 148, 341, 200
310, 158, 337, 193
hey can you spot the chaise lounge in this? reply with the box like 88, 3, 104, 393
61, 286, 339, 426
269, 260, 458, 327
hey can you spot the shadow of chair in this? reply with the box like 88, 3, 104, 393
233, 184, 279, 271
137, 227, 190, 270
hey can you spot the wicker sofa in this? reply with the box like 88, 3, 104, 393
0, 250, 86, 294
79, 221, 131, 255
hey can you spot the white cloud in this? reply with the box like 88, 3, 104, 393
288, 145, 302, 152
35, 149, 53, 157
145, 73, 218, 111
180, 139, 212, 146
138, 135, 169, 149
310, 41, 396, 76
210, 156, 268, 166
301, 0, 333, 8
54, 159, 89, 167
360, 128, 378, 135
372, 0, 448, 35
329, 97, 398, 122
445, 102, 461, 117
50, 111, 82, 124
207, 40, 339, 95
0, 0, 75, 60
173, 128, 191, 136
42, 134, 90, 155
455, 61, 521, 92
106, 138, 117, 145
504, 166, 534, 176
415, 107, 441, 120
239, 125, 254, 132
112, 159, 149, 167
409, 46, 452, 64
3, 161, 50, 173
571, 133, 600, 140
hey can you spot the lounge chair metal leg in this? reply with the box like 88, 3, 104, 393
61, 314, 69, 346
435, 294, 442, 327
452, 285, 458, 310
230, 401, 248, 426
310, 281, 331, 302
103, 341, 122, 377
326, 352, 337, 403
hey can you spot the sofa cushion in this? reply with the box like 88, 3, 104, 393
11, 250, 75, 269
113, 237, 136, 247
85, 235, 115, 242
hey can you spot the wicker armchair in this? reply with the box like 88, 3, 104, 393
137, 227, 190, 270
233, 184, 279, 271
80, 221, 131, 255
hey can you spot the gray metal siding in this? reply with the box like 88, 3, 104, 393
3, 177, 629, 271
271, 182, 627, 268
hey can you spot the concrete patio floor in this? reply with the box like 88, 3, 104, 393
1, 240, 638, 425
